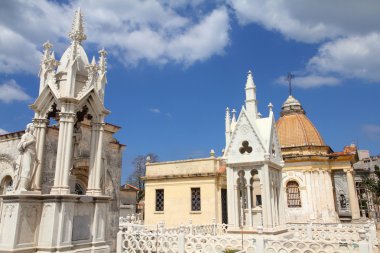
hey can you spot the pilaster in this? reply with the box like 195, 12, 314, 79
345, 169, 360, 220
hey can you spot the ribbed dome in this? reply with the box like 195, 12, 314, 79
276, 96, 325, 148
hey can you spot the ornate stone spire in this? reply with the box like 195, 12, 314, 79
245, 70, 258, 119
42, 41, 53, 61
231, 109, 237, 132
225, 107, 231, 147
225, 107, 231, 132
245, 70, 256, 89
69, 8, 87, 44
98, 48, 107, 74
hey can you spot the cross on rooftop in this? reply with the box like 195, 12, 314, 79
285, 72, 295, 96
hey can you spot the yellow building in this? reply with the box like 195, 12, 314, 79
144, 154, 227, 226
277, 95, 360, 222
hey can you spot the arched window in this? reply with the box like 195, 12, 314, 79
286, 181, 301, 207
1, 176, 13, 194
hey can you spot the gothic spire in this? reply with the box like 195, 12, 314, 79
225, 107, 231, 147
231, 109, 237, 132
245, 70, 258, 118
69, 8, 87, 44
98, 48, 107, 74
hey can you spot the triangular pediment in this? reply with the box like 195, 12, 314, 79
30, 85, 59, 117
268, 118, 283, 164
77, 89, 110, 119
224, 108, 266, 164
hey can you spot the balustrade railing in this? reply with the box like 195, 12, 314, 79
117, 219, 376, 253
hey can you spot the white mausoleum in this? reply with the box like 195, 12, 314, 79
0, 9, 124, 252
224, 71, 285, 233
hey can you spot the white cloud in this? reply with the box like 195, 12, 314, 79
0, 128, 9, 135
362, 124, 380, 141
0, 79, 32, 103
308, 34, 380, 82
229, 0, 380, 43
230, 0, 380, 86
149, 108, 161, 114
276, 74, 341, 88
0, 0, 230, 74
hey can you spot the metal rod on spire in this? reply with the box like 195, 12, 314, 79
285, 72, 295, 96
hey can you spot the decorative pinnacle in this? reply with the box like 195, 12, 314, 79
42, 41, 53, 60
231, 109, 237, 122
43, 40, 53, 51
69, 8, 87, 44
268, 102, 273, 112
246, 70, 255, 88
98, 48, 107, 73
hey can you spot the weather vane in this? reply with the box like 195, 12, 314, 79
285, 72, 295, 96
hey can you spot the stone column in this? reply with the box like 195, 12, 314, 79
94, 121, 105, 194
346, 169, 360, 220
263, 165, 272, 228
246, 183, 253, 227
51, 110, 76, 195
226, 167, 235, 226
32, 118, 48, 191
233, 184, 239, 227
87, 119, 104, 196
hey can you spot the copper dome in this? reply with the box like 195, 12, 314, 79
276, 95, 325, 148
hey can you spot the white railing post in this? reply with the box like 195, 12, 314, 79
358, 229, 371, 253
255, 236, 264, 252
212, 218, 217, 236
189, 219, 193, 235
307, 223, 313, 240
116, 230, 123, 253
178, 225, 185, 253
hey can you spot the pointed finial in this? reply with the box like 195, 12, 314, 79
42, 41, 53, 60
69, 8, 87, 44
231, 109, 237, 121
98, 48, 107, 73
246, 70, 255, 88
50, 51, 56, 60
146, 155, 151, 164
210, 149, 215, 157
91, 56, 96, 65
43, 40, 53, 51
268, 102, 273, 112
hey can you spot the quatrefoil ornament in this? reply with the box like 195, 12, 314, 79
239, 140, 253, 154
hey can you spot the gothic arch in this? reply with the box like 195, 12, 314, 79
0, 154, 15, 184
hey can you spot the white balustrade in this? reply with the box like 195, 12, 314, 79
117, 220, 375, 253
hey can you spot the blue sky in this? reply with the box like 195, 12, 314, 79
1, 0, 380, 183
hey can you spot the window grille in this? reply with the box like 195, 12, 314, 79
156, 189, 164, 211
286, 181, 301, 207
191, 188, 201, 211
